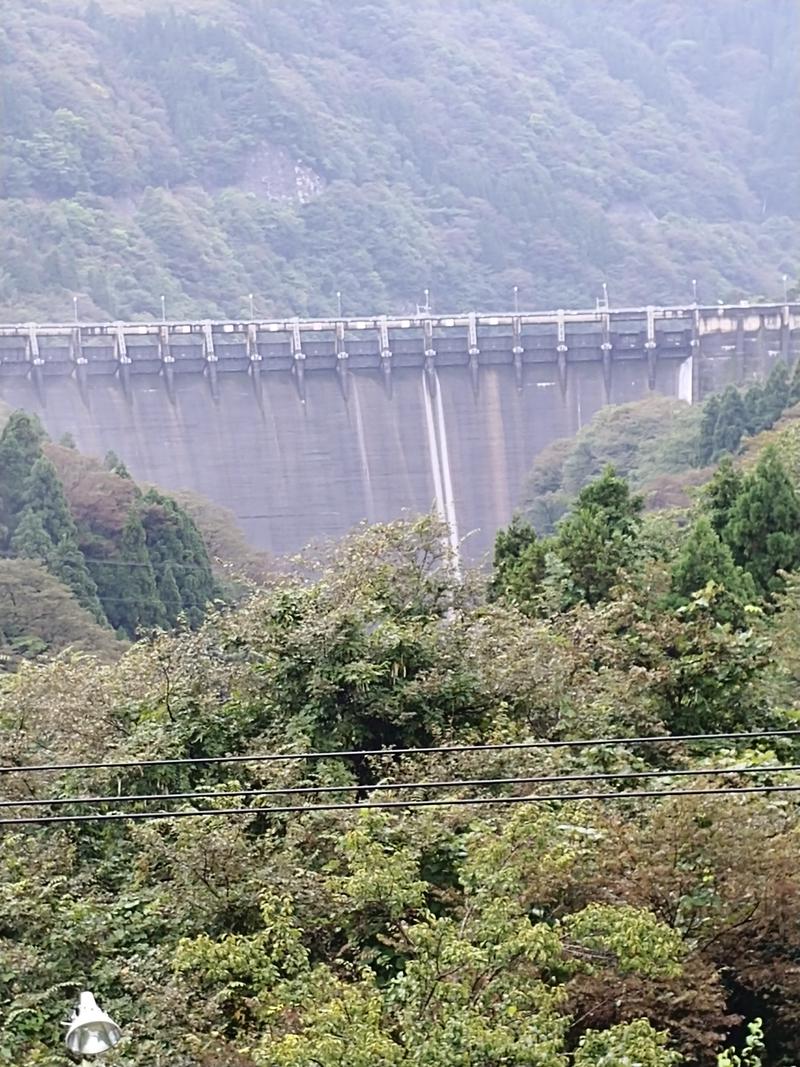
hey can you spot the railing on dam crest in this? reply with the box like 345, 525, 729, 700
0, 302, 798, 405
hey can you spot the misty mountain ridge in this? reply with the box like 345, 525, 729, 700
1, 0, 798, 322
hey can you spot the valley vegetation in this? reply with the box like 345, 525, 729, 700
0, 409, 220, 664
4, 398, 800, 1065
1, 0, 798, 322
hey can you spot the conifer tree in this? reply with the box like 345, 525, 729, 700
790, 359, 800, 405
10, 507, 54, 563
489, 514, 548, 609
140, 489, 217, 627
158, 561, 182, 624
23, 457, 78, 544
16, 456, 105, 621
759, 361, 789, 429
697, 393, 720, 466
703, 457, 744, 539
106, 508, 164, 635
49, 537, 106, 622
726, 446, 800, 595
670, 516, 757, 626
555, 466, 643, 606
711, 386, 747, 459
0, 411, 45, 532
743, 382, 766, 436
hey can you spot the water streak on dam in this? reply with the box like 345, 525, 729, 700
0, 303, 798, 559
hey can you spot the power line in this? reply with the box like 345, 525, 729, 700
5, 762, 798, 811
2, 783, 799, 827
0, 552, 208, 573
3, 728, 799, 776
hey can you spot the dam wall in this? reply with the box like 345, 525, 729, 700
0, 304, 797, 560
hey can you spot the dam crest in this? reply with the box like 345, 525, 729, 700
1, 303, 798, 559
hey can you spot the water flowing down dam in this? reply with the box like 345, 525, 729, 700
0, 304, 798, 560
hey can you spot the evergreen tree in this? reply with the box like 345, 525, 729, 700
742, 382, 766, 436
759, 361, 789, 430
555, 466, 643, 606
104, 450, 131, 479
489, 514, 548, 609
158, 561, 182, 624
49, 537, 106, 621
790, 359, 800, 405
703, 457, 744, 539
697, 393, 720, 466
10, 507, 54, 562
16, 456, 105, 620
141, 489, 217, 627
711, 386, 747, 459
0, 411, 45, 533
726, 446, 800, 595
106, 508, 165, 635
670, 516, 757, 626
23, 456, 78, 544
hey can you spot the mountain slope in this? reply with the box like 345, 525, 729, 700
1, 0, 797, 321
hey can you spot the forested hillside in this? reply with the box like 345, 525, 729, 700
0, 409, 221, 664
522, 359, 800, 532
6, 429, 800, 1063
1, 0, 798, 321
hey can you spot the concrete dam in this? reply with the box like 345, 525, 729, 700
0, 303, 798, 560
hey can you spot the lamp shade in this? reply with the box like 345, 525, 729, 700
65, 991, 122, 1056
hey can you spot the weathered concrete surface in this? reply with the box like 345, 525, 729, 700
0, 304, 797, 560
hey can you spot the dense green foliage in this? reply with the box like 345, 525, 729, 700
522, 360, 800, 534
2, 506, 800, 1065
1, 0, 798, 321
698, 363, 800, 466
0, 410, 219, 658
505, 442, 800, 620
521, 397, 704, 533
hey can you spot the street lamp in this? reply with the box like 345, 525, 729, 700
336, 290, 342, 318
602, 282, 609, 310
783, 274, 789, 304
513, 285, 519, 313
65, 991, 122, 1057
249, 293, 255, 319
160, 294, 166, 322
73, 295, 79, 323
692, 278, 698, 305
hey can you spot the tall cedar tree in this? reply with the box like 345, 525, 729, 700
107, 508, 165, 635
0, 411, 45, 535
711, 386, 747, 460
140, 489, 217, 626
555, 466, 643, 607
670, 516, 757, 627
703, 457, 745, 539
697, 394, 720, 466
158, 562, 182, 622
14, 456, 105, 621
489, 514, 548, 609
725, 446, 800, 595
10, 507, 53, 562
758, 362, 790, 431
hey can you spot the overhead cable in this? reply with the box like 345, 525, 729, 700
3, 727, 799, 776
2, 783, 799, 827
3, 762, 799, 811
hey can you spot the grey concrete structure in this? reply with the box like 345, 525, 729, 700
1, 303, 797, 559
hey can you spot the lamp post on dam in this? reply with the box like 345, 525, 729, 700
2, 302, 797, 407
0, 301, 797, 561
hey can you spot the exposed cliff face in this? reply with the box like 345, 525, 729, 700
0, 0, 797, 322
